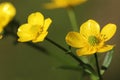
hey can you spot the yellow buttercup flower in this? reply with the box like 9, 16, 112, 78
17, 12, 52, 43
0, 2, 16, 39
44, 0, 87, 9
65, 19, 117, 56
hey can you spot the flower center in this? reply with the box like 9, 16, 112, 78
88, 36, 99, 46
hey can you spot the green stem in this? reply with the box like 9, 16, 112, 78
67, 7, 78, 31
46, 37, 95, 75
94, 53, 103, 80
46, 37, 85, 65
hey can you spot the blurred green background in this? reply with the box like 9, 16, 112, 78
0, 0, 120, 80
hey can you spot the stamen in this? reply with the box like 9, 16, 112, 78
88, 36, 99, 46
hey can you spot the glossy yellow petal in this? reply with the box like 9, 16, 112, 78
43, 18, 52, 32
76, 48, 89, 56
28, 12, 44, 26
32, 32, 48, 43
97, 45, 114, 53
44, 0, 87, 9
0, 14, 10, 29
76, 47, 88, 56
80, 19, 100, 37
44, 0, 67, 9
0, 2, 16, 19
101, 24, 116, 41
54, 0, 67, 6
69, 0, 87, 6
65, 32, 86, 48
0, 2, 16, 38
0, 27, 3, 33
76, 46, 96, 56
17, 24, 38, 42
0, 14, 9, 38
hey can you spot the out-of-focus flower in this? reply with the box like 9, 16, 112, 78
17, 12, 52, 43
0, 2, 16, 39
65, 19, 116, 56
44, 0, 87, 9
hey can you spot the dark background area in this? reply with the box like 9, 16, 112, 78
0, 0, 120, 80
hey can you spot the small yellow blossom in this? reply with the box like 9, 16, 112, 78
44, 0, 87, 9
0, 2, 16, 38
17, 12, 52, 43
65, 19, 117, 56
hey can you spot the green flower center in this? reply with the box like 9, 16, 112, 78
88, 36, 99, 46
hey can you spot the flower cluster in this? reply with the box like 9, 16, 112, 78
1, 1, 116, 54
0, 1, 117, 80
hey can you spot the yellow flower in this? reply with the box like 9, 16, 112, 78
44, 0, 87, 9
17, 12, 52, 43
65, 19, 117, 56
0, 2, 16, 38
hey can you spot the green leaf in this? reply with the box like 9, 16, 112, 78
101, 49, 114, 74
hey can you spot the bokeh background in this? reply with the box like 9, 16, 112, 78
0, 0, 120, 80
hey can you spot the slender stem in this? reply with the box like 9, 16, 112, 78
46, 37, 95, 76
94, 53, 103, 80
45, 37, 85, 65
67, 7, 78, 31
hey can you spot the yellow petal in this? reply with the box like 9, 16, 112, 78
0, 2, 16, 19
0, 14, 10, 29
97, 45, 114, 53
43, 18, 52, 32
101, 24, 117, 41
76, 48, 88, 56
44, 0, 87, 9
69, 0, 87, 6
0, 27, 3, 34
28, 12, 44, 26
80, 19, 100, 37
76, 47, 96, 56
0, 2, 16, 31
17, 24, 38, 42
54, 0, 67, 6
32, 32, 48, 43
65, 32, 86, 48
44, 0, 68, 9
